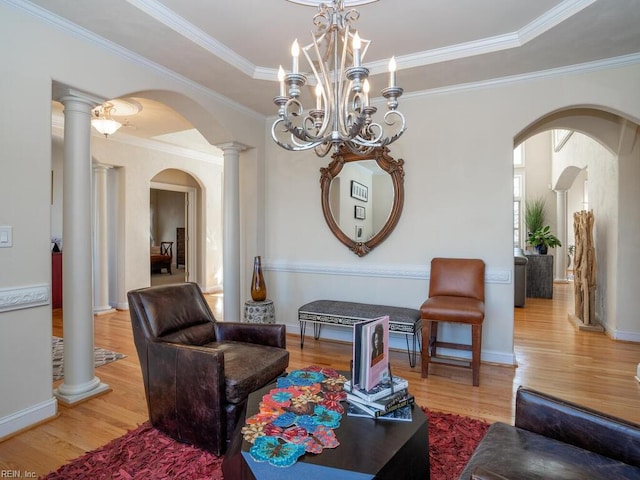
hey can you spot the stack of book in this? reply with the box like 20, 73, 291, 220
344, 376, 415, 421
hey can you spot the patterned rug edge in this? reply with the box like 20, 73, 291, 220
52, 336, 127, 381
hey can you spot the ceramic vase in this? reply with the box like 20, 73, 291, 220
251, 256, 267, 301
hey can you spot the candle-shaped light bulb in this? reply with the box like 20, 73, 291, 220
388, 56, 397, 88
315, 83, 322, 110
363, 79, 370, 106
353, 32, 361, 67
278, 65, 286, 97
291, 39, 300, 74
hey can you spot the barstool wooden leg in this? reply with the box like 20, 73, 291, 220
421, 320, 432, 378
471, 324, 482, 386
429, 321, 438, 358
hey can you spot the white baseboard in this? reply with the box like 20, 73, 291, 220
296, 321, 516, 366
611, 330, 640, 342
0, 397, 57, 439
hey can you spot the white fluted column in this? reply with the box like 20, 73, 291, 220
54, 91, 109, 405
555, 189, 568, 282
93, 163, 114, 314
219, 142, 245, 322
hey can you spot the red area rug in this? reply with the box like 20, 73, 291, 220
43, 408, 489, 480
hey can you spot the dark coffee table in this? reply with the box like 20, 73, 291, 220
222, 376, 430, 479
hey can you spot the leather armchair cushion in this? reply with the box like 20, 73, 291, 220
420, 295, 484, 324
205, 340, 290, 404
461, 422, 640, 479
137, 285, 217, 344
159, 322, 217, 345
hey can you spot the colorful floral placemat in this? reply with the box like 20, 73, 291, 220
241, 366, 348, 467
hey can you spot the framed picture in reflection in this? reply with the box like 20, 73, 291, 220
350, 180, 368, 202
354, 205, 366, 220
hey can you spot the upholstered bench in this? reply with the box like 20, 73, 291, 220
298, 300, 422, 367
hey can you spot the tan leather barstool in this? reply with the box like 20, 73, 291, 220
420, 258, 485, 386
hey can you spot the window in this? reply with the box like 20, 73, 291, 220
513, 171, 524, 248
514, 199, 521, 246
513, 143, 525, 167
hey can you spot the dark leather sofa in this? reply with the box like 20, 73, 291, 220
128, 282, 289, 456
514, 247, 527, 307
459, 386, 640, 479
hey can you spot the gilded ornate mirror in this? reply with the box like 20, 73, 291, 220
320, 146, 405, 256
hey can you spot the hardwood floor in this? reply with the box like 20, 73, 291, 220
1, 284, 639, 476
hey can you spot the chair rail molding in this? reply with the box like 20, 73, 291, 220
265, 259, 511, 284
0, 285, 50, 312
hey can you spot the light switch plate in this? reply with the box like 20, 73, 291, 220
0, 226, 13, 247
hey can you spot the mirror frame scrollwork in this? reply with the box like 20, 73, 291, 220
320, 146, 405, 257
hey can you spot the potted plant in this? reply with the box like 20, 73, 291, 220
525, 197, 546, 238
527, 225, 561, 254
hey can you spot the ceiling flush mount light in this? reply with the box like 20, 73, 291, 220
91, 102, 122, 137
273, 0, 405, 157
91, 98, 141, 137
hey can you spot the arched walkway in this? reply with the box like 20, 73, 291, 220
515, 107, 640, 339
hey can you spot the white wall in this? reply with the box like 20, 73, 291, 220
567, 169, 588, 248
262, 63, 640, 368
0, 2, 261, 436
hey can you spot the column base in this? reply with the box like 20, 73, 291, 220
94, 306, 116, 315
54, 381, 111, 406
568, 313, 604, 332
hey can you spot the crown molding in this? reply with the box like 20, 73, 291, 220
125, 0, 256, 77
369, 0, 598, 74
11, 0, 630, 119
405, 52, 640, 100
519, 0, 597, 44
6, 0, 264, 121
13, 0, 598, 88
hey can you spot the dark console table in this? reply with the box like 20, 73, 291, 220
222, 373, 430, 479
525, 254, 554, 299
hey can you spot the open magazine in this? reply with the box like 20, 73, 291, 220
352, 315, 389, 391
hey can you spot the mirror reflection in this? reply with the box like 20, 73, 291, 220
320, 146, 405, 257
328, 161, 393, 242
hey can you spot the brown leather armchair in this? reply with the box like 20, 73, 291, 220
420, 258, 485, 386
127, 282, 289, 455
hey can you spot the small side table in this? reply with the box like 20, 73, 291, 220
244, 299, 275, 324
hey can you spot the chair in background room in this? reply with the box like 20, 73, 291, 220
420, 258, 485, 386
128, 282, 289, 455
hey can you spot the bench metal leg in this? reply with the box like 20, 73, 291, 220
313, 323, 322, 340
299, 321, 306, 349
404, 332, 423, 368
299, 321, 323, 349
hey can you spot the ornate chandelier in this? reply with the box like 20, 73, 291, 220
272, 0, 405, 157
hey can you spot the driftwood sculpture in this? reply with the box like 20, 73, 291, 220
573, 210, 596, 325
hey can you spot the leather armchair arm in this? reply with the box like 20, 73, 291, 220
147, 341, 227, 454
214, 322, 287, 349
515, 386, 640, 467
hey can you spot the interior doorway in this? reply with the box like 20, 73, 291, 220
150, 181, 196, 286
